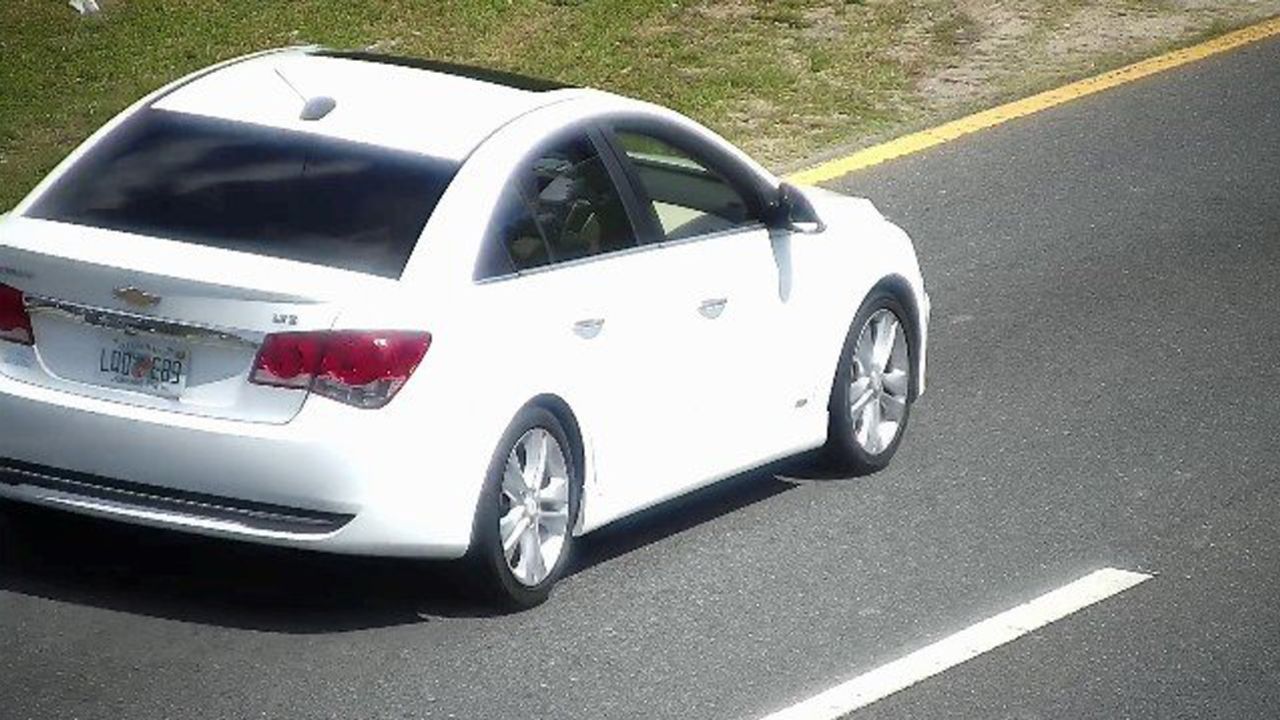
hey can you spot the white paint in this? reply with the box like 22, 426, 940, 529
759, 568, 1154, 720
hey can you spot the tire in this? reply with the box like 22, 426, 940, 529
825, 290, 916, 475
0, 500, 24, 568
465, 405, 581, 609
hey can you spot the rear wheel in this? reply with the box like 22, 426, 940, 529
0, 500, 24, 567
825, 292, 915, 474
466, 406, 580, 609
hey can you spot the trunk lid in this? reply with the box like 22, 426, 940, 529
0, 217, 393, 423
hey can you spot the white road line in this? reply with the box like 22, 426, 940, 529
759, 567, 1154, 720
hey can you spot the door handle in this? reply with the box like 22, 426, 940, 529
698, 298, 728, 319
573, 318, 605, 339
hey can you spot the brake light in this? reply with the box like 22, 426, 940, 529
0, 283, 34, 346
250, 330, 431, 409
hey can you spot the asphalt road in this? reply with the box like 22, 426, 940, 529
3, 34, 1279, 720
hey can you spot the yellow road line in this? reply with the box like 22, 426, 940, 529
786, 15, 1280, 185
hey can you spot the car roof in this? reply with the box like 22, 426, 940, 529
312, 50, 574, 93
150, 48, 590, 162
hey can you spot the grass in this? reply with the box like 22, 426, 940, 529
0, 1, 1273, 208
0, 0, 968, 209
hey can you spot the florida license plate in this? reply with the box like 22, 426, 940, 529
96, 335, 190, 399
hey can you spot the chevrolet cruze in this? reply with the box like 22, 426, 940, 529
0, 47, 929, 606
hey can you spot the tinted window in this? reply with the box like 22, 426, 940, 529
615, 131, 759, 241
475, 185, 538, 278
479, 132, 635, 277
29, 110, 458, 278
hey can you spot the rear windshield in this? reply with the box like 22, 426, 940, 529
28, 110, 458, 278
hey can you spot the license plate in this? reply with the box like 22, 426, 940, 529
96, 335, 190, 399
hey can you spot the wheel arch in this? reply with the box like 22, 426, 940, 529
858, 274, 926, 402
465, 391, 592, 558
523, 393, 589, 532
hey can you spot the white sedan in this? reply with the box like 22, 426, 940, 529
0, 47, 929, 606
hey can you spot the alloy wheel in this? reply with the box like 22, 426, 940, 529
848, 309, 910, 455
499, 427, 571, 586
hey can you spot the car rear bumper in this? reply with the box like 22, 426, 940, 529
0, 372, 479, 558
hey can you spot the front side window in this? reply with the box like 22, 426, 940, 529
478, 132, 636, 278
29, 110, 458, 278
613, 130, 761, 242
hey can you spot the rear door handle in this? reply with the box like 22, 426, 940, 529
698, 298, 728, 319
573, 318, 605, 339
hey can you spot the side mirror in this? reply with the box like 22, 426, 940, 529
769, 182, 826, 234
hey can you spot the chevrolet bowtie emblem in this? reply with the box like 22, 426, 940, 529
113, 286, 162, 308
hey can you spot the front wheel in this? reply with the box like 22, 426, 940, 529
825, 292, 915, 474
465, 406, 580, 609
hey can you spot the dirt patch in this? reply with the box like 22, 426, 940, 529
787, 0, 1280, 170
917, 1, 1041, 108
915, 0, 1280, 118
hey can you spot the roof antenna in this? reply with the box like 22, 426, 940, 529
274, 67, 336, 121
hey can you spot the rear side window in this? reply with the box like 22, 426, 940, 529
476, 132, 636, 278
28, 110, 458, 278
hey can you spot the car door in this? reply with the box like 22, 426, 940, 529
471, 127, 710, 523
601, 123, 814, 484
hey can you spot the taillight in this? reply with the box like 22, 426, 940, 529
250, 330, 431, 409
0, 283, 34, 346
